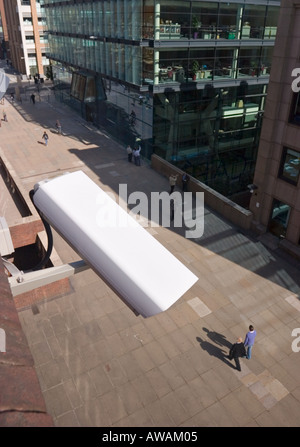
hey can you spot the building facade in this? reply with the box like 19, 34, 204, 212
41, 0, 280, 198
249, 0, 300, 249
2, 0, 49, 77
0, 0, 9, 59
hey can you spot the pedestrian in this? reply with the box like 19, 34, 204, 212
229, 337, 246, 371
10, 93, 14, 102
170, 199, 175, 221
182, 172, 190, 192
55, 119, 62, 135
126, 145, 133, 162
244, 325, 257, 360
30, 94, 36, 104
42, 131, 49, 146
169, 174, 178, 194
3, 110, 7, 122
133, 146, 141, 166
129, 110, 136, 126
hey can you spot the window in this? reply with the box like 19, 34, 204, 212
23, 18, 32, 25
25, 35, 35, 43
84, 77, 96, 103
269, 199, 291, 238
40, 34, 48, 43
289, 92, 300, 125
279, 147, 300, 185
70, 73, 86, 101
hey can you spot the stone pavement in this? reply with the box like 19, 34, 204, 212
1, 63, 300, 427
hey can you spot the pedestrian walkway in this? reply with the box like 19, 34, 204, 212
1, 66, 300, 427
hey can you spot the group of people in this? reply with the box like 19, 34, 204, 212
126, 144, 141, 166
229, 325, 257, 371
169, 172, 190, 194
126, 145, 191, 191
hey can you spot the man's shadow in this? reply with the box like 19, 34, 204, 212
202, 327, 232, 349
196, 329, 236, 370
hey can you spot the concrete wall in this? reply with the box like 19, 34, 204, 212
0, 152, 72, 309
151, 154, 253, 230
0, 257, 54, 427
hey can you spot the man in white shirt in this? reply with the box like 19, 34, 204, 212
169, 174, 178, 194
133, 146, 141, 166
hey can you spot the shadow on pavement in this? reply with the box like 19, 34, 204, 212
202, 327, 233, 349
196, 336, 236, 370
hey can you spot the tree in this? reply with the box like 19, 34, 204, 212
46, 64, 53, 81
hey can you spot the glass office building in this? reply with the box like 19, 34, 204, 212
41, 0, 280, 198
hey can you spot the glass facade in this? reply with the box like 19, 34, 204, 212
153, 83, 266, 195
41, 0, 280, 199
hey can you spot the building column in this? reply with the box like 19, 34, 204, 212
124, 47, 131, 82
154, 50, 159, 85
131, 0, 140, 40
233, 5, 244, 78
30, 0, 44, 76
232, 49, 238, 79
155, 1, 160, 40
236, 5, 243, 40
132, 45, 140, 85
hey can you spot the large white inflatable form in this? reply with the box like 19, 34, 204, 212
33, 171, 198, 317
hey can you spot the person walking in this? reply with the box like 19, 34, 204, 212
244, 325, 257, 359
55, 119, 62, 135
129, 110, 136, 126
133, 146, 141, 166
30, 94, 36, 104
3, 110, 7, 122
169, 174, 178, 194
126, 145, 133, 162
182, 172, 190, 192
42, 131, 49, 146
229, 337, 246, 371
170, 199, 175, 222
